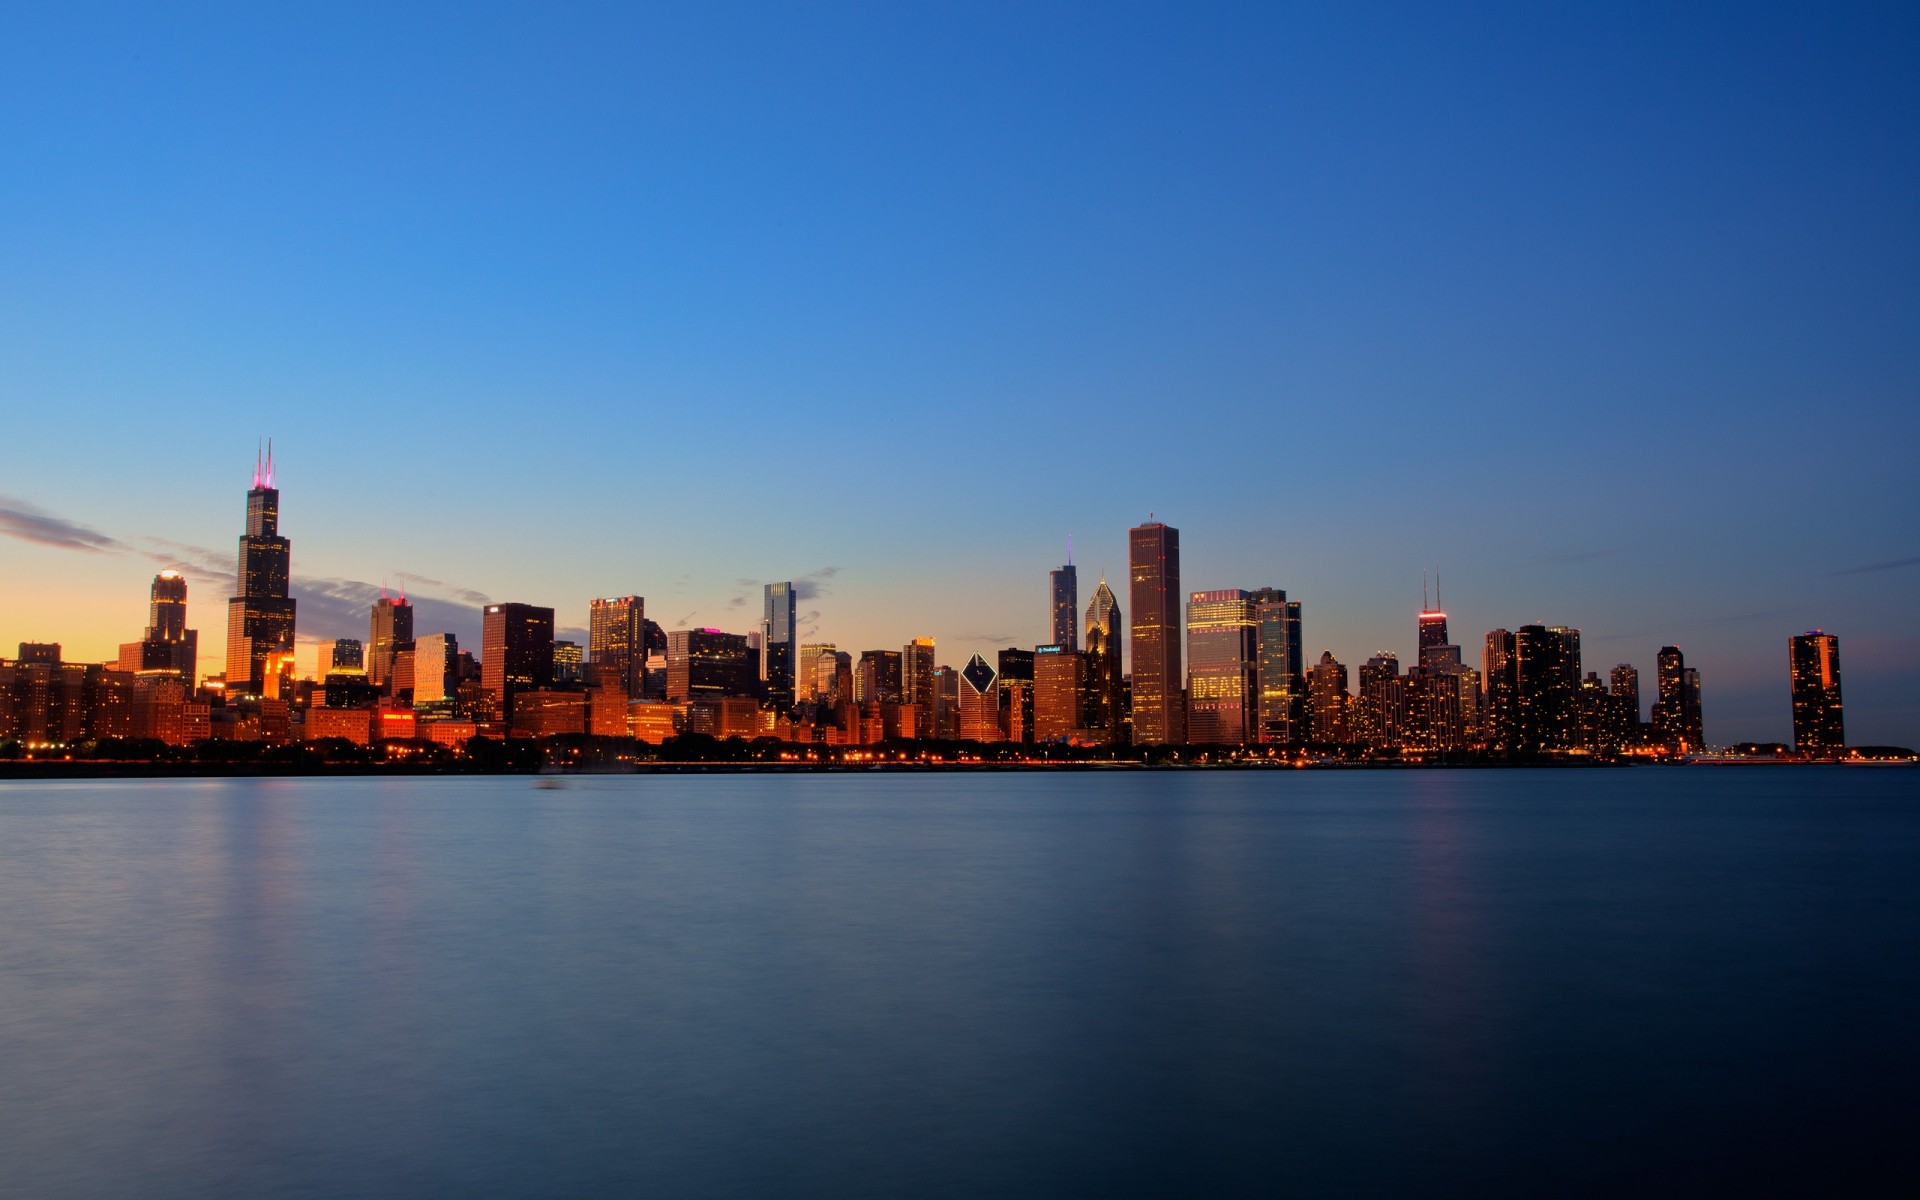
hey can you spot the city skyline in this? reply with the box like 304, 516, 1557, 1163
2, 6, 1916, 745
0, 453, 1902, 747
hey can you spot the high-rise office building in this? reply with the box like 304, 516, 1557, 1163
589, 596, 646, 698
1483, 630, 1518, 751
1128, 521, 1183, 744
1356, 652, 1401, 749
1789, 632, 1844, 757
1082, 578, 1124, 743
129, 571, 198, 681
552, 641, 584, 685
413, 633, 458, 710
482, 603, 554, 720
1186, 589, 1257, 744
325, 639, 365, 676
368, 589, 414, 691
856, 649, 904, 705
997, 647, 1035, 743
224, 444, 297, 697
667, 629, 759, 702
762, 582, 797, 712
1050, 560, 1078, 652
903, 638, 936, 738
1308, 650, 1351, 744
1610, 664, 1641, 732
1250, 587, 1303, 743
1033, 643, 1084, 742
931, 664, 962, 739
958, 654, 1001, 741
1516, 625, 1581, 753
1651, 646, 1704, 750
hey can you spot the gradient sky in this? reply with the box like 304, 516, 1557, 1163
2, 2, 1916, 744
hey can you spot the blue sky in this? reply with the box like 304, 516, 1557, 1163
2, 2, 1916, 743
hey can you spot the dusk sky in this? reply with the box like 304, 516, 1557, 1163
2, 3, 1916, 744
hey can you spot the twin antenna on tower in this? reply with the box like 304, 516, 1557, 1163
251, 438, 276, 489
1423, 566, 1444, 614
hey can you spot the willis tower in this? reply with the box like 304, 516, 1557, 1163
224, 442, 297, 696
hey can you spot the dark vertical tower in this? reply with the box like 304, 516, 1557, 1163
761, 582, 797, 712
1610, 664, 1641, 730
1483, 630, 1519, 751
368, 588, 414, 691
1516, 625, 1581, 753
482, 603, 554, 720
1651, 646, 1702, 750
1417, 573, 1449, 661
1790, 632, 1843, 756
1050, 552, 1079, 652
224, 443, 297, 697
1128, 521, 1183, 744
139, 571, 199, 681
903, 638, 936, 738
1250, 587, 1302, 744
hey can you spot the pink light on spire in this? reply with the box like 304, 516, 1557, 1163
252, 440, 264, 489
264, 438, 274, 488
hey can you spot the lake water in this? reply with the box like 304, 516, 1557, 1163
1, 769, 1916, 1197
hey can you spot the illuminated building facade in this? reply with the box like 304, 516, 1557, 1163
1082, 579, 1123, 743
1482, 630, 1518, 751
1032, 643, 1084, 742
1356, 652, 1399, 749
1050, 561, 1078, 651
856, 649, 903, 705
1308, 650, 1350, 744
1789, 632, 1844, 756
1186, 589, 1256, 744
482, 602, 555, 720
997, 647, 1035, 742
1128, 521, 1183, 744
1651, 646, 1704, 751
414, 633, 458, 710
762, 582, 797, 712
368, 590, 414, 691
131, 571, 198, 682
1250, 587, 1303, 743
552, 640, 584, 685
903, 638, 936, 738
1611, 664, 1641, 735
959, 654, 1000, 741
224, 444, 297, 697
1515, 624, 1581, 753
588, 596, 646, 698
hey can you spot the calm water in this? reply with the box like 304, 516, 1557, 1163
1, 769, 1916, 1197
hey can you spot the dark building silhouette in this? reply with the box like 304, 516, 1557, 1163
1308, 650, 1351, 744
1128, 521, 1183, 744
125, 571, 198, 682
1515, 624, 1581, 753
1251, 587, 1303, 743
1652, 646, 1704, 751
224, 443, 297, 697
997, 647, 1035, 743
1483, 629, 1518, 751
762, 582, 797, 712
1789, 632, 1844, 757
667, 628, 757, 702
1050, 560, 1078, 652
482, 602, 554, 719
857, 649, 904, 705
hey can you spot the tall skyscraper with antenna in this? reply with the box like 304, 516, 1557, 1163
1049, 540, 1078, 651
223, 442, 297, 697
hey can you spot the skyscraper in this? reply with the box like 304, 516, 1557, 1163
132, 571, 198, 681
762, 582, 797, 712
224, 443, 297, 697
413, 633, 458, 710
1128, 521, 1183, 744
1032, 643, 1084, 742
667, 629, 758, 701
903, 637, 936, 738
1356, 652, 1401, 749
1308, 650, 1351, 744
1651, 646, 1704, 751
1482, 630, 1519, 751
482, 603, 554, 720
368, 589, 414, 691
1789, 632, 1844, 756
1610, 664, 1641, 731
1082, 578, 1124, 743
856, 649, 904, 705
958, 654, 1001, 742
589, 596, 645, 698
1050, 559, 1078, 652
997, 647, 1035, 743
1250, 587, 1303, 743
1186, 589, 1257, 744
1515, 625, 1581, 753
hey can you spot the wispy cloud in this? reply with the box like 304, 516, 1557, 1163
1831, 555, 1920, 576
795, 566, 841, 600
951, 631, 1017, 645
0, 495, 125, 553
137, 537, 234, 588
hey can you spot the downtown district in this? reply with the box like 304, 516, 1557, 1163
0, 453, 1857, 767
